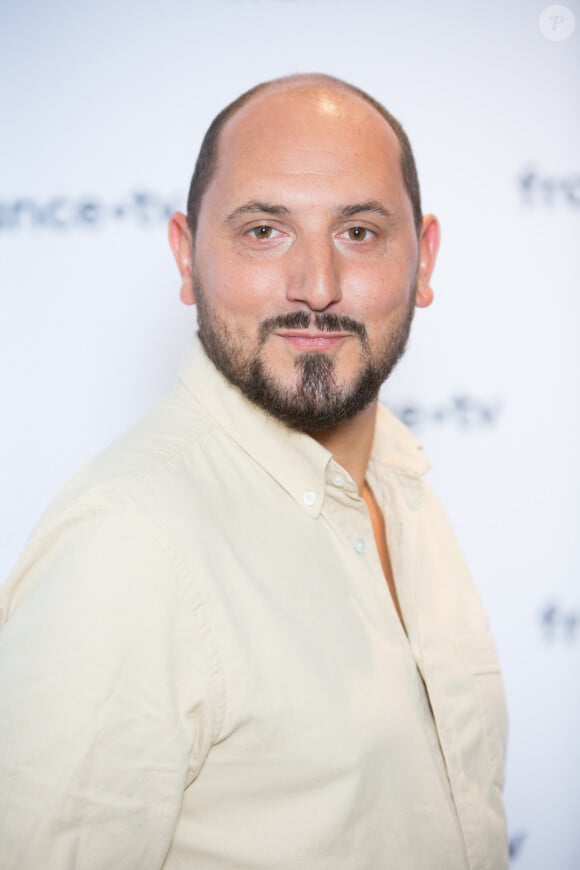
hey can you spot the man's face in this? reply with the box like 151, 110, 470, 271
173, 84, 436, 432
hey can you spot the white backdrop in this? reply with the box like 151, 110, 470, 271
1, 1, 579, 867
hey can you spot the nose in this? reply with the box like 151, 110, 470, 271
285, 236, 342, 311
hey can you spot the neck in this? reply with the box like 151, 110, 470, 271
308, 400, 378, 494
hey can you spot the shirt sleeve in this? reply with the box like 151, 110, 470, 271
0, 498, 218, 870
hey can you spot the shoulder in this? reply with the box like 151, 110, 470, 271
45, 383, 217, 515
0, 383, 226, 619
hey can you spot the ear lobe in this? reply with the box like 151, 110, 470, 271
415, 214, 440, 309
168, 212, 196, 306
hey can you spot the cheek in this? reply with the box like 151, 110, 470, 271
199, 264, 267, 317
199, 245, 285, 314
342, 262, 412, 317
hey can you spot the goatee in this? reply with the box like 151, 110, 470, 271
194, 287, 415, 433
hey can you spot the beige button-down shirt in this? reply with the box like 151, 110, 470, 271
0, 335, 508, 870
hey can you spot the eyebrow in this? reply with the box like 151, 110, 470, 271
336, 201, 399, 224
224, 199, 398, 225
224, 201, 291, 223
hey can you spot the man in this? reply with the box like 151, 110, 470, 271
0, 74, 508, 869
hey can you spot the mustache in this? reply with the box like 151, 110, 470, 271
258, 311, 367, 346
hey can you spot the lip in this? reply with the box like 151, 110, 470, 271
275, 331, 350, 351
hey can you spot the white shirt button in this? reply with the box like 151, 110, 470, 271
303, 490, 316, 506
354, 537, 366, 554
331, 473, 345, 487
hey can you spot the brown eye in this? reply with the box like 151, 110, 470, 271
348, 227, 368, 241
251, 226, 273, 239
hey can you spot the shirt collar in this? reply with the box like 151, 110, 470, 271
178, 334, 331, 518
371, 401, 430, 478
178, 333, 429, 517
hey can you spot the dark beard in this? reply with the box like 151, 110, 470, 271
195, 291, 415, 434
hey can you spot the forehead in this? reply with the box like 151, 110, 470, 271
206, 84, 407, 211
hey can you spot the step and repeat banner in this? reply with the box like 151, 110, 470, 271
1, 1, 578, 867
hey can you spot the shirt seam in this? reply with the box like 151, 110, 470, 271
120, 498, 228, 747
49, 418, 223, 521
35, 486, 228, 750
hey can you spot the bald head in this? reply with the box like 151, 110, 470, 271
186, 74, 422, 243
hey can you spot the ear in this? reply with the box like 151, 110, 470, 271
168, 212, 196, 306
415, 214, 440, 309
